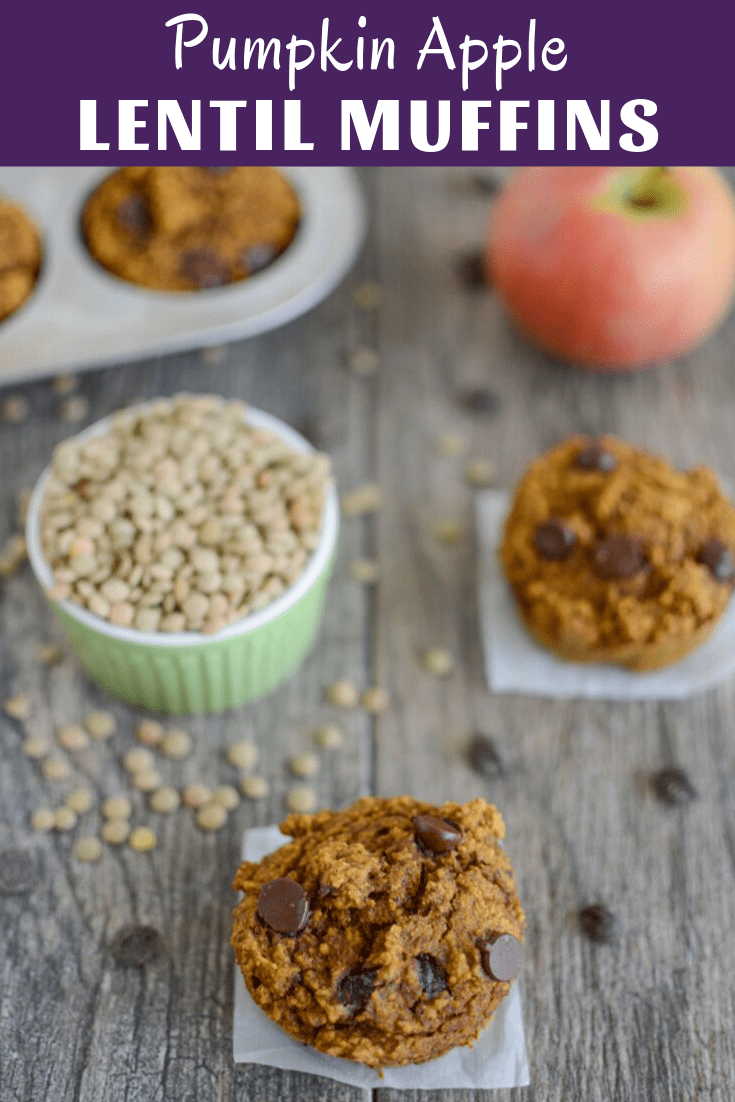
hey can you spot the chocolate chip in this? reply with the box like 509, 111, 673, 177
115, 194, 152, 240
0, 848, 38, 894
180, 248, 232, 289
651, 767, 698, 806
534, 519, 576, 561
575, 441, 617, 472
594, 534, 646, 579
416, 954, 448, 998
481, 933, 522, 981
468, 734, 504, 779
110, 925, 165, 966
457, 387, 500, 415
257, 878, 310, 935
242, 243, 278, 274
413, 815, 463, 855
338, 967, 377, 1012
697, 538, 735, 582
456, 251, 489, 291
578, 903, 619, 944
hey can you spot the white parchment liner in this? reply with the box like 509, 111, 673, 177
477, 490, 735, 701
233, 825, 530, 1090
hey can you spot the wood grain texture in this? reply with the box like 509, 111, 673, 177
2, 166, 735, 1101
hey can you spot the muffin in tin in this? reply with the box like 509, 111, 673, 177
82, 167, 300, 292
500, 434, 735, 671
231, 795, 524, 1069
0, 196, 41, 322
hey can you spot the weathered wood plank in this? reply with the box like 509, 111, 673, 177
372, 167, 735, 1102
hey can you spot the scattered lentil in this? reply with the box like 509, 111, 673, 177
289, 752, 319, 778
57, 724, 89, 752
434, 518, 465, 544
102, 795, 133, 820
54, 806, 78, 832
196, 802, 228, 831
59, 395, 90, 424
421, 648, 455, 677
161, 728, 192, 760
464, 458, 498, 488
102, 819, 130, 845
21, 735, 52, 759
435, 432, 468, 458
182, 783, 212, 809
133, 768, 163, 793
66, 788, 95, 814
31, 807, 56, 832
349, 558, 380, 584
73, 837, 103, 863
226, 740, 258, 770
129, 826, 157, 853
122, 747, 155, 774
1, 395, 29, 423
3, 694, 31, 721
341, 483, 382, 518
0, 534, 27, 577
286, 786, 317, 813
200, 345, 227, 365
42, 755, 71, 781
361, 687, 390, 714
36, 643, 63, 665
241, 775, 269, 799
212, 784, 240, 810
314, 724, 344, 750
149, 786, 180, 814
325, 679, 359, 708
85, 710, 116, 739
353, 280, 382, 310
52, 373, 78, 396
349, 347, 380, 376
137, 719, 164, 746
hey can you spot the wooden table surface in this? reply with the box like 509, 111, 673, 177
2, 167, 735, 1102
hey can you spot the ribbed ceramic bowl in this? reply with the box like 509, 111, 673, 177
26, 404, 339, 715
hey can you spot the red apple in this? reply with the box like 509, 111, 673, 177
486, 166, 735, 370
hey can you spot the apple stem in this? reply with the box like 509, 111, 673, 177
629, 167, 669, 209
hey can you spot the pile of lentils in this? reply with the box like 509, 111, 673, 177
39, 394, 331, 634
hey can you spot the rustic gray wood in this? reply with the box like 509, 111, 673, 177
2, 166, 735, 1101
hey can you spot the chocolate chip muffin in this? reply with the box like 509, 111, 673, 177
500, 434, 735, 671
82, 167, 300, 292
231, 796, 524, 1068
0, 196, 41, 323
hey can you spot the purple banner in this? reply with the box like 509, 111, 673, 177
0, 0, 730, 165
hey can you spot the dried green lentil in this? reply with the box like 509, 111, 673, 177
314, 724, 344, 750
30, 807, 55, 832
65, 788, 95, 814
226, 740, 258, 770
149, 786, 180, 814
241, 775, 269, 800
73, 837, 103, 863
85, 711, 116, 739
129, 826, 156, 853
286, 786, 317, 813
102, 819, 130, 845
102, 795, 132, 820
161, 729, 192, 760
196, 802, 228, 831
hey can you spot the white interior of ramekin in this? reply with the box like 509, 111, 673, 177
26, 402, 339, 648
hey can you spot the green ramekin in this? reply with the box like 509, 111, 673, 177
26, 404, 339, 716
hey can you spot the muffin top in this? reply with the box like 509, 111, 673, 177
83, 166, 300, 291
500, 434, 735, 653
0, 196, 41, 323
231, 796, 524, 1068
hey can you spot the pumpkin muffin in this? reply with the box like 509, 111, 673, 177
500, 434, 735, 671
0, 197, 41, 323
231, 795, 524, 1068
82, 166, 300, 291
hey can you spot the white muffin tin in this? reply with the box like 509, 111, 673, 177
0, 167, 366, 386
